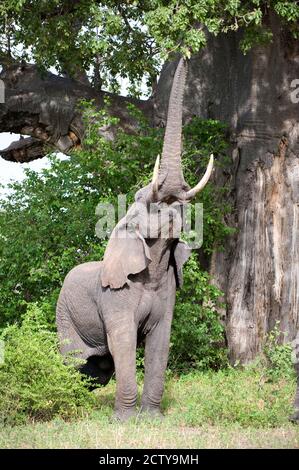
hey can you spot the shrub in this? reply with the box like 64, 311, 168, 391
263, 323, 295, 381
169, 253, 228, 372
0, 305, 95, 426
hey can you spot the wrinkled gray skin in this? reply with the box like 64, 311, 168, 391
56, 58, 212, 420
57, 200, 189, 421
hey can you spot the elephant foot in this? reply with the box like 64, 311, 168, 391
140, 405, 164, 420
289, 410, 299, 424
113, 407, 137, 422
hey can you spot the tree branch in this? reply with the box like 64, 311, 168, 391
0, 137, 47, 163
0, 62, 152, 163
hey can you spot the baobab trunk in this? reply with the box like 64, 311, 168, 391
155, 15, 299, 363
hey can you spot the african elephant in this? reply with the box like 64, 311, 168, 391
56, 58, 214, 420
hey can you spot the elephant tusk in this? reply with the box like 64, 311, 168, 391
151, 154, 160, 199
185, 154, 214, 200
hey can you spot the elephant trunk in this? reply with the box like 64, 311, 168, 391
153, 57, 187, 201
150, 57, 214, 203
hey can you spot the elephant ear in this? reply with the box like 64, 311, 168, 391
172, 241, 191, 288
101, 211, 151, 289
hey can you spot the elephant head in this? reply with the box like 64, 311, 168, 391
101, 58, 214, 290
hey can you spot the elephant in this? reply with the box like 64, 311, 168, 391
56, 57, 214, 420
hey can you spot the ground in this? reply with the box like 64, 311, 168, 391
1, 418, 298, 449
0, 369, 298, 449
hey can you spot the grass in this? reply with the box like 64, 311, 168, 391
0, 368, 298, 449
1, 417, 298, 449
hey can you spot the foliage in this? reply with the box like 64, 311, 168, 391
0, 1, 298, 94
170, 253, 228, 371
263, 322, 295, 381
0, 304, 96, 426
0, 365, 295, 431
165, 366, 295, 428
182, 118, 235, 253
0, 102, 232, 375
0, 303, 294, 428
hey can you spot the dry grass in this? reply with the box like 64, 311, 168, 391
0, 419, 298, 449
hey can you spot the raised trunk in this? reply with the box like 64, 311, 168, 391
159, 57, 188, 199
155, 14, 299, 362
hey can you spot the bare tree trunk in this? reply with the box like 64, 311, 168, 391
155, 15, 299, 363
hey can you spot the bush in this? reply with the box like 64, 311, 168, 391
169, 253, 228, 372
0, 305, 95, 426
263, 323, 295, 381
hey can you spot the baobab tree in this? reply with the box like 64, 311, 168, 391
1, 1, 299, 362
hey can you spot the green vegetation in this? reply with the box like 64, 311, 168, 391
0, 0, 298, 448
0, 305, 95, 426
0, 102, 231, 373
0, 298, 295, 430
0, 367, 297, 448
0, 102, 235, 429
1, 1, 298, 94
1, 419, 298, 449
164, 367, 295, 428
0, 102, 295, 443
170, 254, 228, 372
263, 322, 295, 381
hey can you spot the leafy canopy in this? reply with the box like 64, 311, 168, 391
0, 1, 298, 93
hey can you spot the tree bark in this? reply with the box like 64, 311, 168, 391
0, 62, 151, 162
155, 14, 299, 362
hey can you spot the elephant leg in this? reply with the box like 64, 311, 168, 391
107, 323, 138, 421
141, 285, 175, 418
